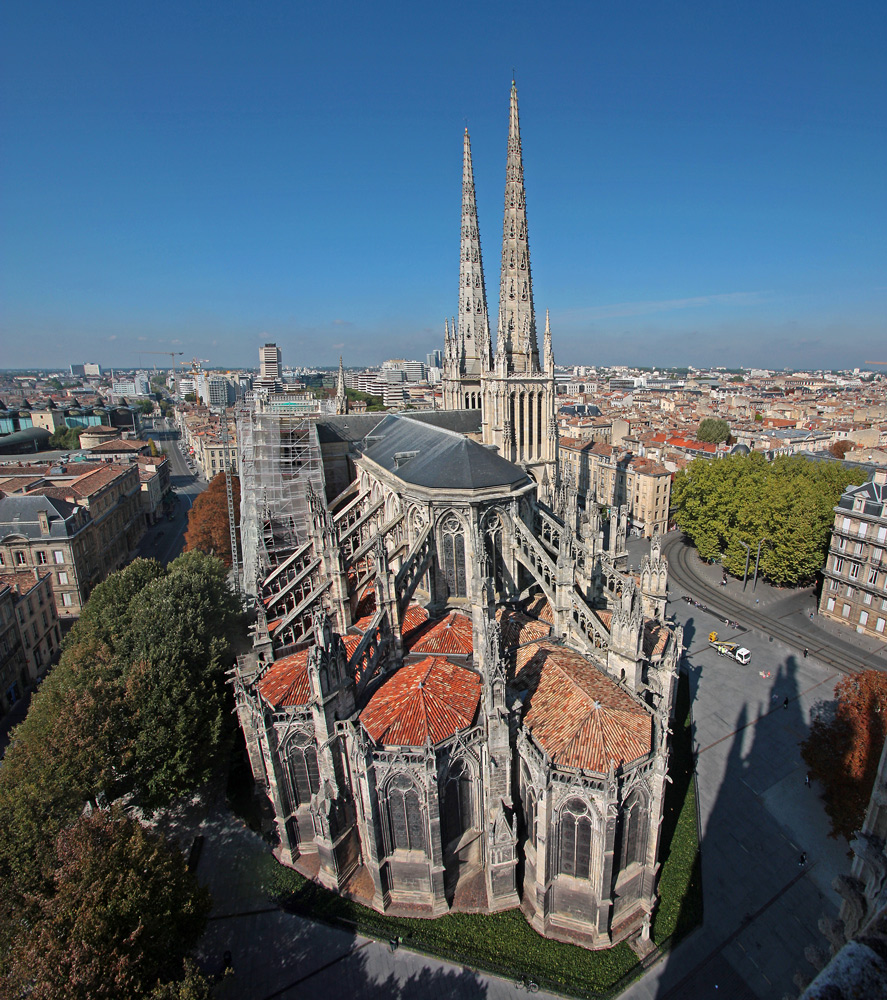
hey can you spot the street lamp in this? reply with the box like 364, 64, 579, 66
738, 538, 766, 591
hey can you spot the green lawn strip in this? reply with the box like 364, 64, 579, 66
263, 863, 637, 998
652, 669, 703, 946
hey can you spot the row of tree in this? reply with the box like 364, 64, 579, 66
184, 472, 240, 569
671, 453, 867, 586
0, 551, 241, 998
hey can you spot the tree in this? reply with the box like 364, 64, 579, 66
183, 393, 197, 403
696, 418, 730, 443
672, 454, 867, 586
3, 811, 211, 1000
49, 425, 84, 450
136, 399, 155, 414
121, 553, 240, 808
801, 671, 887, 840
828, 439, 856, 459
183, 473, 240, 568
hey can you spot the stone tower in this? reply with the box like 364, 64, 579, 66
442, 129, 491, 413
443, 83, 557, 484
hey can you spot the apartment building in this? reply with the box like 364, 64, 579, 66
0, 583, 28, 718
819, 469, 887, 638
0, 570, 60, 680
559, 437, 672, 537
0, 463, 144, 616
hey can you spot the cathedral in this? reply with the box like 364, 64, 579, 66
233, 84, 682, 950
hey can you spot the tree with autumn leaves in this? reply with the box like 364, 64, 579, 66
801, 670, 887, 841
0, 551, 240, 998
184, 472, 240, 568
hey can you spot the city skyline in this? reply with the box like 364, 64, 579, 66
2, 2, 885, 371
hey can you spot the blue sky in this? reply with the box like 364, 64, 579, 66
2, 1, 885, 371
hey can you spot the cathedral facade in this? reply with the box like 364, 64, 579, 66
233, 86, 682, 951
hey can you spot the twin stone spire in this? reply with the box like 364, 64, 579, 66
443, 82, 557, 480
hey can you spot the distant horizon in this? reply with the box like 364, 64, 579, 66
2, 4, 884, 371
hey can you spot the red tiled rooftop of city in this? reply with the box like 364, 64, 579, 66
257, 649, 311, 708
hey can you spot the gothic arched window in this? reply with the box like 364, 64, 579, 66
442, 759, 473, 847
281, 731, 320, 813
558, 798, 594, 880
483, 510, 504, 591
386, 773, 426, 854
440, 514, 466, 598
520, 763, 537, 848
619, 791, 648, 870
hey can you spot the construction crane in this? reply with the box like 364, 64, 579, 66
864, 361, 887, 366
140, 350, 185, 370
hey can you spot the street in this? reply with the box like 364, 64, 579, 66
138, 417, 209, 565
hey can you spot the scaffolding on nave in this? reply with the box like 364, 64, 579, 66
236, 393, 329, 597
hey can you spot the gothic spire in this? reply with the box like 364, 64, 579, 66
459, 128, 491, 374
497, 80, 539, 374
335, 356, 347, 414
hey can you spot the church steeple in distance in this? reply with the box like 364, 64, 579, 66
459, 128, 491, 375
497, 80, 539, 375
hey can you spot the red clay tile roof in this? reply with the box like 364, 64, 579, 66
360, 656, 480, 747
643, 621, 670, 659
342, 634, 372, 680
400, 605, 430, 643
522, 594, 554, 625
496, 607, 551, 647
407, 611, 474, 655
257, 650, 311, 707
514, 641, 651, 771
352, 584, 376, 630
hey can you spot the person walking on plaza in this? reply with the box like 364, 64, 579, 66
803, 648, 808, 658
783, 697, 789, 710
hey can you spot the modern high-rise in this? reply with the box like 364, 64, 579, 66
258, 343, 282, 388
441, 82, 557, 484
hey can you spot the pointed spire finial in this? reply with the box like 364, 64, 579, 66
457, 127, 490, 376
497, 80, 539, 374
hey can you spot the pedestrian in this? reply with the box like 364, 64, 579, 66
783, 697, 789, 710
805, 773, 811, 787
799, 852, 807, 866
803, 648, 808, 658
809, 611, 814, 620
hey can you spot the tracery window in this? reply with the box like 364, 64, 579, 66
440, 514, 467, 598
520, 763, 537, 848
442, 759, 473, 847
619, 791, 648, 870
386, 773, 426, 853
483, 510, 504, 591
281, 730, 320, 813
558, 798, 594, 880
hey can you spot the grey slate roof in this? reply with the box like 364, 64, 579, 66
359, 414, 530, 491
0, 494, 81, 540
316, 408, 482, 445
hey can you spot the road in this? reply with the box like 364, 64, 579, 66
662, 531, 887, 676
138, 418, 209, 565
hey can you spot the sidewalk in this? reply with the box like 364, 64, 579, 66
157, 791, 556, 1000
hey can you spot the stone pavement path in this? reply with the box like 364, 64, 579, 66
177, 799, 558, 1000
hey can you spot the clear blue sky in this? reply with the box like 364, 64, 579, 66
2, 1, 885, 371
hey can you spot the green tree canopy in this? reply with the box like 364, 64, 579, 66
696, 418, 730, 443
672, 454, 867, 585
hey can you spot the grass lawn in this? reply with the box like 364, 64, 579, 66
235, 670, 702, 998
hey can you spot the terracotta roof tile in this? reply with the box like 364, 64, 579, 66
522, 594, 555, 625
514, 642, 651, 771
407, 610, 474, 655
400, 604, 430, 644
360, 656, 480, 747
257, 650, 311, 707
496, 607, 551, 647
643, 621, 670, 659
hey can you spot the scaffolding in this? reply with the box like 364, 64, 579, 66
236, 393, 329, 596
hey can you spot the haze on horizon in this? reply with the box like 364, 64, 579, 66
1, 2, 885, 372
